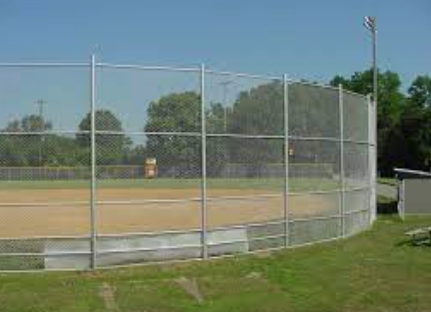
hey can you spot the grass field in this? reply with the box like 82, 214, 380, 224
0, 214, 430, 312
377, 177, 398, 186
0, 177, 344, 192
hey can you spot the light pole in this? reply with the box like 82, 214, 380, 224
364, 16, 377, 106
364, 16, 378, 221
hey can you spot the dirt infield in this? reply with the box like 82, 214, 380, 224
0, 188, 339, 238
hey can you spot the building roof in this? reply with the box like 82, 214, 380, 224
394, 168, 431, 180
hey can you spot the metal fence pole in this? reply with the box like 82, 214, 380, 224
373, 93, 378, 222
400, 179, 405, 220
283, 74, 290, 247
367, 94, 373, 225
200, 63, 208, 259
90, 54, 97, 269
369, 93, 378, 223
338, 84, 345, 237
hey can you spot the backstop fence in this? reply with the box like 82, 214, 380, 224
0, 57, 377, 271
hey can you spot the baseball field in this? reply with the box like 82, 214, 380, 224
0, 178, 340, 238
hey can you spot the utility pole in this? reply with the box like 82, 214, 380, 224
37, 99, 46, 123
219, 80, 234, 132
36, 99, 47, 166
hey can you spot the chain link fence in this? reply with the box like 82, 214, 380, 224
0, 58, 376, 271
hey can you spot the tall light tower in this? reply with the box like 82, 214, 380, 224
364, 16, 378, 219
36, 99, 47, 166
363, 16, 377, 106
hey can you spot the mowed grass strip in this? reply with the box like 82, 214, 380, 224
0, 178, 341, 192
377, 177, 398, 186
0, 215, 430, 312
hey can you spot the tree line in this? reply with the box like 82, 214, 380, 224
0, 69, 429, 177
0, 111, 132, 167
331, 70, 431, 176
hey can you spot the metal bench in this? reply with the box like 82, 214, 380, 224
405, 227, 431, 245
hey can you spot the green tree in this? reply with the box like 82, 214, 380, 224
224, 82, 285, 174
77, 110, 131, 165
395, 76, 431, 170
127, 145, 147, 166
3, 120, 22, 132
0, 136, 29, 166
408, 76, 431, 108
288, 83, 340, 138
205, 102, 230, 176
21, 115, 52, 132
44, 135, 88, 166
145, 91, 201, 133
0, 115, 53, 166
230, 82, 283, 136
206, 102, 227, 133
145, 92, 201, 177
330, 69, 405, 175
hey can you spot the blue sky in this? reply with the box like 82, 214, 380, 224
0, 0, 429, 83
0, 0, 429, 131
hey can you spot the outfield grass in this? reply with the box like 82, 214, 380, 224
0, 178, 341, 192
378, 177, 398, 186
0, 214, 430, 312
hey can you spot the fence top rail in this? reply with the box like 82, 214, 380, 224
342, 88, 370, 99
0, 165, 142, 170
287, 80, 369, 103
97, 62, 200, 73
0, 62, 89, 67
0, 130, 89, 136
288, 79, 340, 92
205, 68, 283, 82
207, 69, 368, 99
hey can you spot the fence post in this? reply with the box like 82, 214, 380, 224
338, 84, 345, 237
373, 94, 378, 222
90, 54, 97, 269
367, 94, 373, 225
368, 94, 377, 224
283, 74, 290, 247
200, 63, 208, 259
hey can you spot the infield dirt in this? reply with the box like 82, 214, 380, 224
0, 188, 338, 238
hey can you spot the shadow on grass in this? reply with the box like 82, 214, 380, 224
394, 239, 415, 247
395, 237, 431, 247
377, 197, 398, 214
